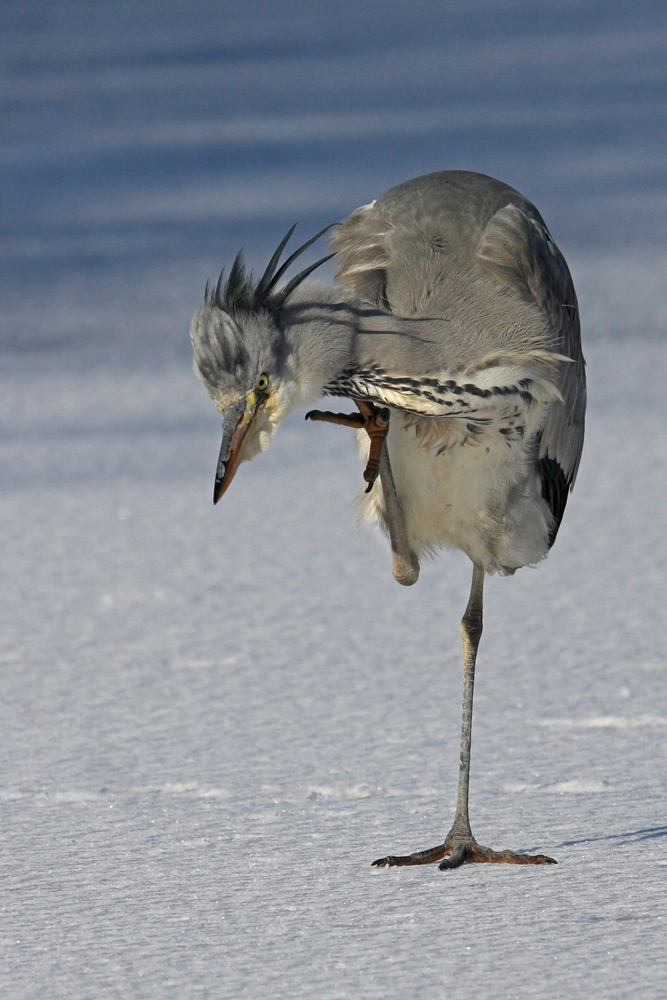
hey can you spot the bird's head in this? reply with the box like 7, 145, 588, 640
190, 226, 333, 503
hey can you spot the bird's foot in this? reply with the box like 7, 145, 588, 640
372, 842, 452, 867
372, 830, 556, 870
305, 409, 366, 429
357, 403, 390, 491
305, 402, 390, 492
437, 840, 557, 869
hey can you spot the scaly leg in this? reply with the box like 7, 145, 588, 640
373, 563, 556, 869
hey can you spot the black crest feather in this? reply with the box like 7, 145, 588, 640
205, 225, 334, 317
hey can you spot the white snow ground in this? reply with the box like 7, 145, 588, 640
1, 2, 666, 997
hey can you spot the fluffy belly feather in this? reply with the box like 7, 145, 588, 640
356, 410, 553, 575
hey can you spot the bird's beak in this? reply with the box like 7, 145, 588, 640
213, 392, 262, 504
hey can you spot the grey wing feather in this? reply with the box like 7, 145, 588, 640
332, 183, 586, 547
333, 197, 586, 490
330, 203, 392, 308
477, 203, 586, 489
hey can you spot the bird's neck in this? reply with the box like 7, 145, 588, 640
280, 282, 409, 409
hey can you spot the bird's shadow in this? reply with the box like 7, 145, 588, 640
549, 824, 667, 850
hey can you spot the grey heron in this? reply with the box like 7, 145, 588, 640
190, 170, 586, 869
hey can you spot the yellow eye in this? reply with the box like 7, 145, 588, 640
256, 373, 270, 392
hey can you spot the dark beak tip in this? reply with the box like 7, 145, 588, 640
213, 397, 253, 506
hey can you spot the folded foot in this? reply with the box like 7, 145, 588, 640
305, 401, 390, 491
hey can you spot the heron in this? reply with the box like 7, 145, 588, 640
190, 170, 586, 869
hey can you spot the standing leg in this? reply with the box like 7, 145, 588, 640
373, 562, 556, 869
438, 565, 484, 868
438, 564, 484, 860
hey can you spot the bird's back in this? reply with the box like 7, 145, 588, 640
335, 172, 525, 302
330, 170, 586, 569
333, 171, 561, 364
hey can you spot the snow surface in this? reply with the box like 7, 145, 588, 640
1, 2, 666, 997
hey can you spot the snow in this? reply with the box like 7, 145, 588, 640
1, 1, 666, 997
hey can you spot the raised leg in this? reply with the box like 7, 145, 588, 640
373, 563, 556, 870
376, 438, 420, 587
305, 401, 420, 585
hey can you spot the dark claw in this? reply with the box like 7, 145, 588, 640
372, 855, 408, 867
438, 843, 469, 870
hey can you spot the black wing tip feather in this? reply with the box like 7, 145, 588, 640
539, 455, 571, 549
